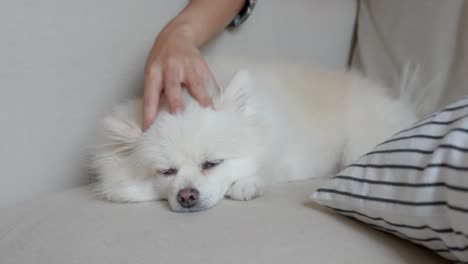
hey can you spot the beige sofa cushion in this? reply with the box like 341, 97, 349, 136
0, 180, 447, 264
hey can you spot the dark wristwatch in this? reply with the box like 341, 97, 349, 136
228, 0, 257, 28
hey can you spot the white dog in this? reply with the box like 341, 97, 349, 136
92, 59, 419, 212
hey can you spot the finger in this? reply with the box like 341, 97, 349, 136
143, 67, 162, 131
199, 59, 220, 96
164, 67, 184, 114
185, 66, 213, 108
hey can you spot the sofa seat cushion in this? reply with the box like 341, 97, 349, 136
0, 180, 446, 264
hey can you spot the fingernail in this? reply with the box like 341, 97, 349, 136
174, 106, 184, 114
202, 98, 213, 107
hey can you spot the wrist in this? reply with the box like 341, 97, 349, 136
159, 18, 199, 47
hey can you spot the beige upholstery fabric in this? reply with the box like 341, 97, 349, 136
0, 180, 448, 264
352, 0, 468, 115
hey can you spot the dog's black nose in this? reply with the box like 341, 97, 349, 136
177, 188, 199, 208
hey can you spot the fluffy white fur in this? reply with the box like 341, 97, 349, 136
92, 59, 418, 212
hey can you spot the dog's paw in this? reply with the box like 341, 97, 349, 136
226, 178, 264, 201
93, 180, 158, 203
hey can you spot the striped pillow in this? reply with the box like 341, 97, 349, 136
311, 97, 468, 262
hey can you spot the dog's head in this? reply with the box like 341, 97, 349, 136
102, 70, 266, 212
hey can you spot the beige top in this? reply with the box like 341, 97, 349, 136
352, 0, 468, 115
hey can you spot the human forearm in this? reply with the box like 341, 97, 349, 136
159, 0, 246, 47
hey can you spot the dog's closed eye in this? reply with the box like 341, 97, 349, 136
201, 160, 224, 170
157, 168, 178, 176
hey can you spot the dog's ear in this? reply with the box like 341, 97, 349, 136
100, 116, 142, 158
215, 70, 255, 113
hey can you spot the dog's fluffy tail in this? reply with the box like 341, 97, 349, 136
395, 62, 445, 118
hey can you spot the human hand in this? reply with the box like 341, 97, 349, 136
143, 26, 216, 131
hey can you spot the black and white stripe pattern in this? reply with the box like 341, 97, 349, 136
311, 97, 468, 262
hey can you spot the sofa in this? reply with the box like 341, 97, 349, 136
0, 0, 449, 263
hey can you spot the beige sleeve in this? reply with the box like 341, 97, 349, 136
351, 0, 468, 115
